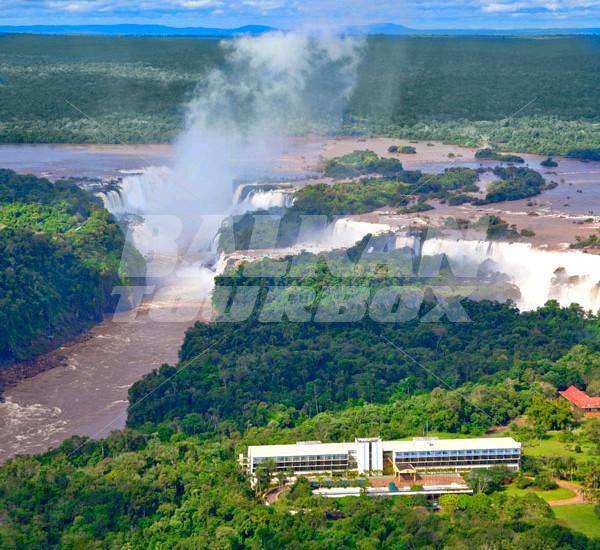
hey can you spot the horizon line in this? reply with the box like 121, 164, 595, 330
1, 22, 600, 34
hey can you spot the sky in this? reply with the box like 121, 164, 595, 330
1, 0, 600, 29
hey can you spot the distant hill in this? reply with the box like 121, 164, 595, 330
0, 24, 276, 37
0, 23, 600, 37
348, 23, 600, 36
2, 23, 600, 37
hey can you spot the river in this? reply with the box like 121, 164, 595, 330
0, 144, 210, 462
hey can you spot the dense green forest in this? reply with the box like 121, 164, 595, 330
3, 32, 600, 550
0, 423, 596, 549
0, 169, 137, 363
127, 235, 596, 431
1, 238, 599, 547
1, 34, 600, 153
127, 300, 592, 430
1, 296, 599, 547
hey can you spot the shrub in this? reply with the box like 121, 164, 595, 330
541, 157, 559, 168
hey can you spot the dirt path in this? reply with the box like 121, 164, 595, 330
548, 480, 587, 506
264, 485, 289, 505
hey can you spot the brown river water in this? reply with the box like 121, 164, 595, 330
0, 313, 199, 459
0, 140, 599, 463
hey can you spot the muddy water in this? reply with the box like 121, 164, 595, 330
0, 311, 205, 461
2, 141, 599, 218
0, 141, 318, 180
0, 144, 172, 179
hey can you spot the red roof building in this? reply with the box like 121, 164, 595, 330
559, 386, 600, 416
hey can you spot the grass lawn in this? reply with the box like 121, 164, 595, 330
522, 432, 593, 462
554, 504, 600, 538
505, 483, 576, 502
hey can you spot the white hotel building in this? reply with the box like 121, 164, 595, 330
244, 437, 521, 479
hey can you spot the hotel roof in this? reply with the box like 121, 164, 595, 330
247, 437, 521, 458
248, 441, 356, 458
384, 437, 521, 453
560, 386, 600, 409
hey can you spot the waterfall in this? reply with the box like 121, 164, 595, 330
395, 234, 420, 254
214, 253, 229, 275
232, 182, 294, 213
420, 238, 600, 312
290, 217, 600, 313
97, 166, 175, 218
307, 220, 600, 313
95, 159, 600, 315
98, 190, 125, 214
301, 219, 391, 250
116, 166, 174, 215
243, 189, 293, 211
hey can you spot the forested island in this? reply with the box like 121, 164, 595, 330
0, 170, 139, 366
317, 151, 551, 212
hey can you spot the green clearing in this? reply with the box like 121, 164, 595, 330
523, 432, 595, 462
505, 483, 576, 502
554, 504, 600, 538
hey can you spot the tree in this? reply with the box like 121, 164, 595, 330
254, 459, 276, 494
439, 493, 464, 514
583, 463, 600, 503
276, 470, 288, 487
466, 466, 513, 494
527, 397, 574, 431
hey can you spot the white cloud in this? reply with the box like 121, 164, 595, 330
175, 0, 223, 8
47, 0, 104, 12
42, 0, 277, 12
483, 2, 526, 12
1, 0, 599, 27
242, 0, 284, 9
481, 0, 600, 13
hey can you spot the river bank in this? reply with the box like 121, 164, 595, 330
0, 298, 213, 462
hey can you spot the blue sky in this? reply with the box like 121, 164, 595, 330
2, 0, 600, 29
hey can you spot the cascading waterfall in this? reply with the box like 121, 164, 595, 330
395, 234, 420, 254
243, 189, 293, 211
96, 30, 364, 303
420, 238, 600, 312
291, 217, 600, 313
295, 218, 391, 250
98, 190, 126, 214
232, 183, 294, 213
97, 166, 175, 219
103, 164, 600, 315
